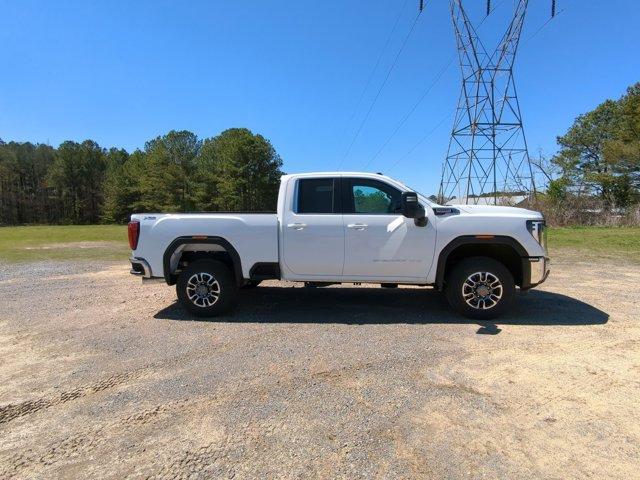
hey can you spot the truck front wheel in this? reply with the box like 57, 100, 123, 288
445, 257, 515, 320
176, 260, 238, 317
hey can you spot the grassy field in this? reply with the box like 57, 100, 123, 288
0, 224, 638, 263
548, 226, 640, 263
0, 225, 128, 263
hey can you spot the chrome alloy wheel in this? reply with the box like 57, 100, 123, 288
186, 272, 221, 307
461, 271, 503, 310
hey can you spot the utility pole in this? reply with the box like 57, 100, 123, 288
438, 0, 537, 205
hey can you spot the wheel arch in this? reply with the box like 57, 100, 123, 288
163, 236, 244, 286
435, 235, 529, 290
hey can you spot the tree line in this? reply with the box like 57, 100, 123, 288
1, 82, 638, 226
0, 128, 284, 225
538, 82, 640, 224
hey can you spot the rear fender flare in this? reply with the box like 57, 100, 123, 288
163, 236, 243, 286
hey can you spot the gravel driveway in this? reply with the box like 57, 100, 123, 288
0, 258, 638, 479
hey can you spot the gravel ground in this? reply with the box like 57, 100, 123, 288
0, 258, 638, 479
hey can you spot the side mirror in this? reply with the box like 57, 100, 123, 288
401, 192, 427, 227
401, 192, 419, 218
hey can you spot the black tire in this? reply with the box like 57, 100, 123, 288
445, 256, 515, 320
240, 280, 262, 289
176, 259, 238, 317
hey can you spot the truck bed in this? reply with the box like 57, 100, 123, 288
130, 212, 279, 279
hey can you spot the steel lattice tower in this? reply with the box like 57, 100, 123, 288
439, 0, 536, 205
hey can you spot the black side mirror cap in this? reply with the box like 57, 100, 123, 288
414, 205, 427, 227
401, 192, 420, 218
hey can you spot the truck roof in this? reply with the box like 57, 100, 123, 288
281, 172, 393, 180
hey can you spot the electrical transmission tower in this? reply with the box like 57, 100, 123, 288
439, 0, 537, 205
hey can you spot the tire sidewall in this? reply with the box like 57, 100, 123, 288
176, 260, 238, 317
445, 257, 515, 320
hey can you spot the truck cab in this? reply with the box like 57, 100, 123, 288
278, 173, 436, 283
129, 172, 549, 319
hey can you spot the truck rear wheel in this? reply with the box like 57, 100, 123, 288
445, 256, 515, 320
177, 260, 238, 317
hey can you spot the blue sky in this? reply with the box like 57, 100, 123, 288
1, 0, 639, 195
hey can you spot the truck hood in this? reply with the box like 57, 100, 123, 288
451, 204, 542, 219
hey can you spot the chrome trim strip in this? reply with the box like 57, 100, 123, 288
527, 256, 549, 286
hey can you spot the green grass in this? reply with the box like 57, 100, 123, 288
0, 224, 638, 264
0, 225, 128, 263
548, 226, 640, 263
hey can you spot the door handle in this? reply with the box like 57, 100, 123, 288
347, 223, 368, 230
287, 223, 307, 230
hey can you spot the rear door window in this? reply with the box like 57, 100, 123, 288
296, 178, 340, 214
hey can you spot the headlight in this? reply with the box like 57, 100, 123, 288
526, 219, 547, 250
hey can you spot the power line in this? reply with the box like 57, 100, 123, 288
362, 56, 454, 170
524, 7, 564, 44
363, 0, 506, 172
337, 8, 424, 170
353, 0, 559, 179
388, 112, 452, 174
336, 0, 410, 157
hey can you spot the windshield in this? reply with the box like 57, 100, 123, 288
390, 179, 442, 207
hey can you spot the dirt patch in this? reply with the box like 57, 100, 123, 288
0, 259, 637, 479
23, 241, 119, 250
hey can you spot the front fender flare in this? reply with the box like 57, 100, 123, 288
435, 235, 529, 290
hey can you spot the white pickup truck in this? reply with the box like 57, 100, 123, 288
128, 172, 549, 319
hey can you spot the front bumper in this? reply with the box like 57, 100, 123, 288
522, 256, 550, 290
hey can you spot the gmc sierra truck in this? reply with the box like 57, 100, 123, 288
128, 172, 549, 319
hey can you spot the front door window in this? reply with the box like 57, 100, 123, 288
349, 179, 402, 214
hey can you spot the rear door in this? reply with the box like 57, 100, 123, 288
342, 177, 434, 279
281, 177, 344, 277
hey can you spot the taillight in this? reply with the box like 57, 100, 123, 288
128, 221, 140, 250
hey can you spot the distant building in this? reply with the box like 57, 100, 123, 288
445, 194, 529, 207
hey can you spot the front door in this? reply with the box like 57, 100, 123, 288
282, 177, 344, 277
342, 177, 434, 279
